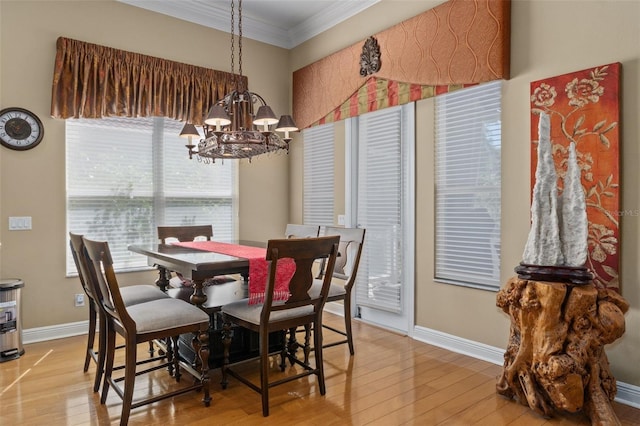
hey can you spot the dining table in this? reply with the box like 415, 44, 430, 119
127, 240, 286, 368
128, 240, 265, 308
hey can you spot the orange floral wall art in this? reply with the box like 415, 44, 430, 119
530, 63, 621, 289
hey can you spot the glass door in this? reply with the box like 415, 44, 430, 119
347, 104, 414, 334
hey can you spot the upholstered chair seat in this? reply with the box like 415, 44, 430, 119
120, 285, 169, 305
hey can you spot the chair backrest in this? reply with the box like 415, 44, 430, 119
284, 223, 320, 239
82, 237, 133, 329
318, 226, 366, 291
69, 232, 98, 303
157, 225, 214, 243
262, 236, 340, 320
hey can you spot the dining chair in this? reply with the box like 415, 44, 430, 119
283, 223, 320, 354
157, 224, 214, 244
82, 237, 211, 426
284, 223, 320, 239
313, 226, 366, 356
69, 233, 170, 392
220, 235, 340, 416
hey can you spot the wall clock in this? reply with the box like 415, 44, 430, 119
0, 107, 44, 151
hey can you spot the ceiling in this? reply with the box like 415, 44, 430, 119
117, 0, 381, 49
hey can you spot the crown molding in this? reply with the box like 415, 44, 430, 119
288, 0, 380, 49
117, 0, 380, 49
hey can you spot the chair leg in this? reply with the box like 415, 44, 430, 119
119, 336, 138, 426
84, 304, 97, 372
282, 327, 301, 371
172, 336, 181, 382
344, 293, 355, 355
195, 330, 211, 407
313, 318, 326, 396
93, 311, 107, 392
260, 332, 270, 417
303, 324, 311, 365
166, 336, 174, 376
100, 325, 116, 404
221, 320, 231, 389
279, 330, 287, 371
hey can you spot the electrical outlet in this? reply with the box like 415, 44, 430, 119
74, 293, 85, 307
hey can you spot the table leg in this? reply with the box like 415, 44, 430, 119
190, 278, 208, 306
155, 266, 171, 292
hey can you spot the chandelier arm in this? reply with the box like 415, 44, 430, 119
249, 91, 269, 106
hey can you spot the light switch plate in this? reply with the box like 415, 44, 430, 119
9, 216, 32, 230
337, 214, 345, 225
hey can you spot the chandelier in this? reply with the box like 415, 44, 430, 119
179, 0, 298, 163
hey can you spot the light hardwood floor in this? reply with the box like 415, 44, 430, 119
2, 313, 638, 425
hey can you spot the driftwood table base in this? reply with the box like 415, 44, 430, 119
496, 276, 629, 425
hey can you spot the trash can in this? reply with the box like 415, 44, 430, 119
0, 279, 25, 362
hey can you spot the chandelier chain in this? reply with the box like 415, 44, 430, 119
238, 0, 243, 91
230, 0, 235, 85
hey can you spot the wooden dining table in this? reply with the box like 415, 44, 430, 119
128, 241, 264, 308
127, 241, 285, 368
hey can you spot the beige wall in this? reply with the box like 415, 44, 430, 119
0, 1, 289, 329
290, 0, 640, 387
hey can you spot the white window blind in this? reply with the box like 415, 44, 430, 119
66, 116, 237, 274
355, 105, 409, 313
435, 81, 502, 290
303, 123, 334, 226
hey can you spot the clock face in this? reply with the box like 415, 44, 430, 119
0, 107, 44, 151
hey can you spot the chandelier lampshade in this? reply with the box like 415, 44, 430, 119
180, 0, 298, 163
275, 115, 298, 142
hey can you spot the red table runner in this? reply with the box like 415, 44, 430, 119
172, 241, 295, 304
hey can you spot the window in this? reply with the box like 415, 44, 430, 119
435, 81, 502, 290
303, 123, 334, 226
66, 116, 237, 274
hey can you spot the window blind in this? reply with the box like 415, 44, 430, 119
435, 81, 502, 289
66, 116, 237, 274
354, 106, 406, 313
303, 124, 335, 226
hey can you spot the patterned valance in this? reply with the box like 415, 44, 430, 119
293, 0, 511, 129
51, 37, 246, 125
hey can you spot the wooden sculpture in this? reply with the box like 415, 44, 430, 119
496, 277, 628, 425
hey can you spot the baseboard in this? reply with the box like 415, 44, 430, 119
21, 320, 639, 409
23, 320, 90, 344
324, 301, 345, 317
617, 382, 640, 409
413, 325, 640, 409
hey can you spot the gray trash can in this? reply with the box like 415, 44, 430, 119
0, 279, 25, 362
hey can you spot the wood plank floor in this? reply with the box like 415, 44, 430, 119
2, 313, 638, 425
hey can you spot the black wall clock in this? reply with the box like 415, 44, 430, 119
0, 107, 45, 151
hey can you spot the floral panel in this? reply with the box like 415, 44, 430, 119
530, 63, 621, 289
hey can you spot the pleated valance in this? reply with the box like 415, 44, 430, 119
51, 37, 246, 125
293, 0, 511, 129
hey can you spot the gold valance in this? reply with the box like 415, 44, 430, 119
51, 37, 246, 124
293, 0, 511, 129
